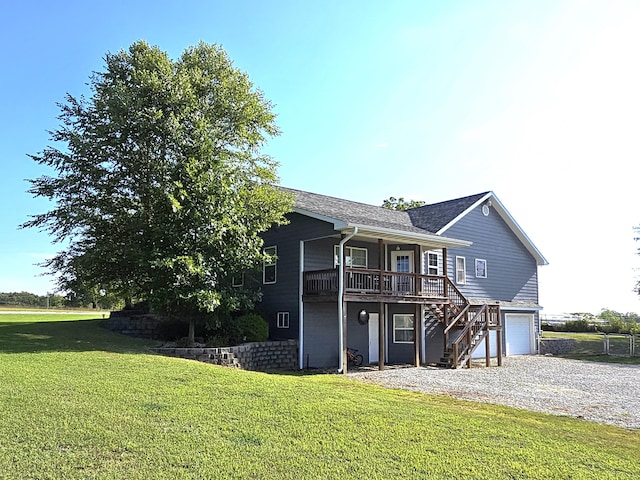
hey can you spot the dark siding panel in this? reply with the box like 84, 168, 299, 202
444, 206, 539, 304
305, 238, 381, 271
303, 303, 339, 368
260, 213, 337, 340
346, 302, 378, 359
387, 304, 417, 364
424, 317, 444, 363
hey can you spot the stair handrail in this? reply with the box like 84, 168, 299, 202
446, 278, 468, 309
443, 303, 470, 335
451, 304, 489, 367
442, 277, 471, 335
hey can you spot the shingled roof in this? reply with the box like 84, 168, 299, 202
281, 187, 547, 265
283, 187, 436, 235
407, 192, 490, 233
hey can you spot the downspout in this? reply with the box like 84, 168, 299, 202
299, 240, 305, 369
338, 227, 358, 373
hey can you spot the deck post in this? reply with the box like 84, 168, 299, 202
414, 244, 421, 295
342, 298, 348, 373
466, 328, 472, 368
378, 302, 385, 371
378, 239, 384, 294
442, 248, 449, 353
414, 303, 421, 367
485, 327, 491, 367
442, 248, 448, 280
496, 305, 503, 366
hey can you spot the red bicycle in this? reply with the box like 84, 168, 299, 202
346, 347, 364, 367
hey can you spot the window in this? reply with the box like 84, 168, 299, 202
232, 274, 244, 287
455, 256, 466, 284
475, 259, 487, 278
263, 246, 277, 284
426, 251, 439, 275
277, 312, 290, 329
334, 246, 368, 268
393, 314, 415, 343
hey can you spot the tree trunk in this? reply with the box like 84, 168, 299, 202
188, 319, 195, 346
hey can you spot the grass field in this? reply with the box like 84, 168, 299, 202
543, 331, 640, 364
1, 313, 639, 479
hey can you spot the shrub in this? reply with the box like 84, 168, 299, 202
564, 319, 596, 332
236, 313, 269, 343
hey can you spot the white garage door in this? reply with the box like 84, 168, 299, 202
505, 314, 533, 355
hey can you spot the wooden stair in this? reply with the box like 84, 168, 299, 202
426, 278, 501, 369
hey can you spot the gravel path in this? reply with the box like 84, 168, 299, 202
348, 356, 640, 429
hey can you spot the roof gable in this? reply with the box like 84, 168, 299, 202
407, 192, 490, 233
409, 191, 548, 266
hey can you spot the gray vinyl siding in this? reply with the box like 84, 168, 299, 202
302, 303, 339, 368
260, 213, 336, 340
443, 205, 539, 304
304, 238, 381, 271
346, 302, 377, 359
387, 304, 418, 364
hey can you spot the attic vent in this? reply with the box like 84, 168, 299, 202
482, 201, 491, 216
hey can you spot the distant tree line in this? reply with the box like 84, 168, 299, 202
542, 309, 640, 334
0, 291, 66, 308
0, 291, 119, 309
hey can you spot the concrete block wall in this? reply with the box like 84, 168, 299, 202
102, 314, 163, 339
152, 339, 299, 371
540, 338, 576, 355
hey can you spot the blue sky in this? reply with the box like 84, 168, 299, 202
2, 0, 640, 314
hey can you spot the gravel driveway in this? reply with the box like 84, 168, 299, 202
348, 355, 640, 429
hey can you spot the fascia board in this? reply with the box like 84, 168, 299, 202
342, 223, 473, 249
292, 207, 349, 230
438, 193, 548, 266
498, 305, 544, 312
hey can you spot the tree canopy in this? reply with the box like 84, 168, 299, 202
23, 41, 293, 334
381, 196, 426, 211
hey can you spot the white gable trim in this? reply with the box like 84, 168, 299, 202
436, 192, 493, 234
437, 192, 548, 266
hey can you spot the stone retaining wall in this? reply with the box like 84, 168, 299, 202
540, 338, 576, 355
102, 314, 163, 339
151, 339, 299, 371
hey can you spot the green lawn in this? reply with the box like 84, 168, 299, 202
1, 315, 639, 479
543, 331, 640, 364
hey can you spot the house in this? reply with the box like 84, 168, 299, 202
258, 188, 547, 371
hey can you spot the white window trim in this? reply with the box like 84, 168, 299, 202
263, 246, 277, 284
455, 256, 466, 285
426, 250, 439, 276
475, 258, 487, 278
334, 245, 368, 268
392, 314, 415, 344
277, 311, 290, 329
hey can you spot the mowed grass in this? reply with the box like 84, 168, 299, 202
1, 315, 639, 479
543, 331, 640, 364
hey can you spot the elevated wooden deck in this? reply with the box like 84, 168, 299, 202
303, 268, 451, 303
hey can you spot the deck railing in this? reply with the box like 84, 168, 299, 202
303, 268, 449, 298
450, 304, 501, 368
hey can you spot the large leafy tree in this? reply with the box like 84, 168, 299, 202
381, 196, 425, 211
23, 41, 293, 341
